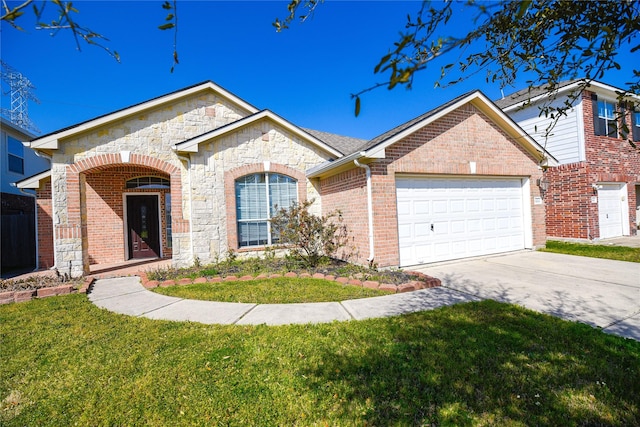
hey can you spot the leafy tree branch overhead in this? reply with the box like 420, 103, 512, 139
276, 0, 640, 118
3, 0, 639, 124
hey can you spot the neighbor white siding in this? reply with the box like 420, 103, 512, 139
507, 95, 584, 164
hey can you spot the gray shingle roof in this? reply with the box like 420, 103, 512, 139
302, 128, 368, 156
493, 79, 583, 109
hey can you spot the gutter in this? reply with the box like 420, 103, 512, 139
353, 159, 375, 263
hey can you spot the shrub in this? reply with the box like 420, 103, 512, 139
271, 199, 350, 268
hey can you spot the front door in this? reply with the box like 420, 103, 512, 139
597, 183, 625, 239
127, 195, 160, 259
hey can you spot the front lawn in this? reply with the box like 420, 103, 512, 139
153, 277, 388, 303
540, 240, 640, 263
1, 295, 639, 426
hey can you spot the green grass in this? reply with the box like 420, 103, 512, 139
2, 295, 639, 426
541, 240, 640, 263
152, 277, 388, 303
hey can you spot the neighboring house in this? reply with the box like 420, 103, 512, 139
1, 117, 50, 272
496, 80, 640, 240
17, 81, 551, 277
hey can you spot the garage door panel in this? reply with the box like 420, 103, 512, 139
396, 177, 526, 266
397, 200, 410, 216
451, 220, 465, 234
397, 223, 411, 239
415, 201, 429, 215
415, 222, 431, 238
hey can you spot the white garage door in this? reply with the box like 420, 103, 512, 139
598, 183, 627, 239
396, 177, 527, 266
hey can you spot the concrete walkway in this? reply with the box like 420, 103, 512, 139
87, 251, 640, 341
88, 277, 479, 326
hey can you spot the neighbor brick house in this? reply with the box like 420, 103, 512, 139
17, 82, 552, 277
496, 80, 640, 240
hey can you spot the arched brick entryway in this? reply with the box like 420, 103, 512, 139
59, 154, 188, 275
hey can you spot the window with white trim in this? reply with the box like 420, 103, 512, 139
597, 99, 618, 137
7, 135, 24, 174
235, 173, 297, 247
633, 110, 640, 142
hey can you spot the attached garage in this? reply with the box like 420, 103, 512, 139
597, 183, 629, 239
311, 90, 553, 268
396, 176, 531, 266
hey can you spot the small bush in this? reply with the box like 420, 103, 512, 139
271, 199, 350, 268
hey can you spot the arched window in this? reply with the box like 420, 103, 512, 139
235, 173, 297, 247
125, 176, 170, 189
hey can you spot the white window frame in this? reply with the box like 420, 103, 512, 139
7, 135, 24, 175
597, 99, 618, 138
235, 173, 297, 248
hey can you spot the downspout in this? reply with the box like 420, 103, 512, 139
354, 159, 374, 263
177, 154, 194, 263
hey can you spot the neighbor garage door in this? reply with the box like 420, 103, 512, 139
396, 177, 526, 266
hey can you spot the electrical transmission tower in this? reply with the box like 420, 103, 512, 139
1, 61, 40, 133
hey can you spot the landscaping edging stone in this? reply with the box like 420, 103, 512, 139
0, 277, 95, 305
138, 270, 441, 293
1, 270, 441, 306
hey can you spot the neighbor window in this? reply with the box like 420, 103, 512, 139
633, 110, 640, 142
7, 136, 24, 174
235, 173, 297, 247
594, 99, 618, 138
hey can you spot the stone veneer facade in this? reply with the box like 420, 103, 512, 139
38, 89, 333, 277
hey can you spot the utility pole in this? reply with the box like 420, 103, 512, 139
1, 61, 40, 133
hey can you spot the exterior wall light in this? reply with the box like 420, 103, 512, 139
537, 177, 549, 193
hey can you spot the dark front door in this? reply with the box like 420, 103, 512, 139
127, 195, 160, 259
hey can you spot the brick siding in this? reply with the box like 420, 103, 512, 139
320, 103, 546, 267
34, 178, 54, 269
544, 90, 640, 238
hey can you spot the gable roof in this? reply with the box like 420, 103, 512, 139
173, 109, 344, 158
27, 81, 259, 150
495, 79, 640, 111
307, 90, 557, 178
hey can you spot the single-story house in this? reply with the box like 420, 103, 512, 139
17, 81, 554, 277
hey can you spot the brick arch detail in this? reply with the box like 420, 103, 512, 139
66, 155, 184, 221
62, 154, 188, 273
70, 153, 180, 175
224, 163, 307, 250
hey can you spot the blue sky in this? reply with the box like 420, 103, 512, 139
2, 1, 637, 139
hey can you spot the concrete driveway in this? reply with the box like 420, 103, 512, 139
414, 251, 640, 341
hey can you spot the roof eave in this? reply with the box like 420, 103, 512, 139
29, 81, 260, 150
173, 110, 344, 158
502, 80, 640, 112
15, 169, 52, 189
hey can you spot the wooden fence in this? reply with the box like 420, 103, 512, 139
1, 213, 36, 271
